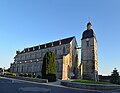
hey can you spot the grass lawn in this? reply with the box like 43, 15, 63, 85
72, 79, 112, 84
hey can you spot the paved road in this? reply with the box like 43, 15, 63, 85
0, 77, 102, 93
0, 77, 119, 93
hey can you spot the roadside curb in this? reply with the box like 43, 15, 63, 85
61, 81, 120, 90
0, 77, 104, 93
4, 75, 48, 83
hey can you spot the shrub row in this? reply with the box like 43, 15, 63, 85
19, 73, 41, 79
4, 72, 16, 76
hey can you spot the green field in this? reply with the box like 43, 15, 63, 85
72, 79, 112, 84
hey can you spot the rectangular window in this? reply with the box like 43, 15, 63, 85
63, 47, 65, 54
55, 48, 57, 54
86, 41, 89, 46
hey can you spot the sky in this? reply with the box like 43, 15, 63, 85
0, 0, 120, 75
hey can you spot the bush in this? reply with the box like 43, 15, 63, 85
28, 74, 32, 77
24, 73, 28, 77
37, 75, 41, 79
20, 73, 36, 78
19, 73, 24, 77
45, 74, 56, 82
5, 72, 16, 76
32, 75, 36, 78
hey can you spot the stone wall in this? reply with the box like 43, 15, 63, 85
10, 37, 79, 80
61, 81, 120, 90
5, 75, 48, 83
10, 43, 74, 80
81, 37, 98, 81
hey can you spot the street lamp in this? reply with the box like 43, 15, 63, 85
3, 67, 5, 76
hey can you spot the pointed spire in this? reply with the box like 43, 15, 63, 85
87, 22, 92, 30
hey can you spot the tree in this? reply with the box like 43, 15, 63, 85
42, 51, 56, 82
110, 68, 120, 84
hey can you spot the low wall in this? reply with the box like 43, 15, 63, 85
5, 75, 48, 83
61, 81, 120, 90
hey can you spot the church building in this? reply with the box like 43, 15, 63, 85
10, 22, 98, 81
10, 36, 79, 80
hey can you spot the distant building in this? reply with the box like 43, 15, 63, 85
10, 36, 79, 80
0, 68, 3, 73
99, 75, 111, 82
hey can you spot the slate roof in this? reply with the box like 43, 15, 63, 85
82, 29, 96, 40
20, 36, 75, 53
87, 22, 92, 27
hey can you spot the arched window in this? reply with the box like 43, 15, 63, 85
55, 48, 57, 54
86, 41, 89, 46
63, 46, 65, 54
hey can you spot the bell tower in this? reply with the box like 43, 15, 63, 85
81, 22, 98, 81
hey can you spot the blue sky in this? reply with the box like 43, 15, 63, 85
0, 0, 120, 75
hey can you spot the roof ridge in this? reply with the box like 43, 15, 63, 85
20, 36, 75, 53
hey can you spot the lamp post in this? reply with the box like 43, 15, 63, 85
3, 67, 5, 76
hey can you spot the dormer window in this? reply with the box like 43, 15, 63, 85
33, 47, 35, 50
59, 40, 61, 45
52, 42, 53, 46
45, 44, 46, 48
39, 46, 40, 49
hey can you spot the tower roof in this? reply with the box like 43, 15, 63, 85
82, 29, 95, 39
82, 22, 96, 40
87, 22, 92, 27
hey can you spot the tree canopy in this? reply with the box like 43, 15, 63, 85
42, 51, 56, 81
110, 68, 120, 84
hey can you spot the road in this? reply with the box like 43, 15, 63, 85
0, 77, 119, 93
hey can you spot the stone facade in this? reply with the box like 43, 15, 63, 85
10, 22, 98, 81
10, 36, 79, 80
81, 22, 98, 81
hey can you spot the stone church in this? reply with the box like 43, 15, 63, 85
10, 22, 98, 80
10, 36, 79, 80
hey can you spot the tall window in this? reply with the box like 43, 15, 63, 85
21, 65, 23, 72
86, 41, 89, 46
56, 61, 59, 71
55, 48, 57, 54
63, 46, 65, 54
